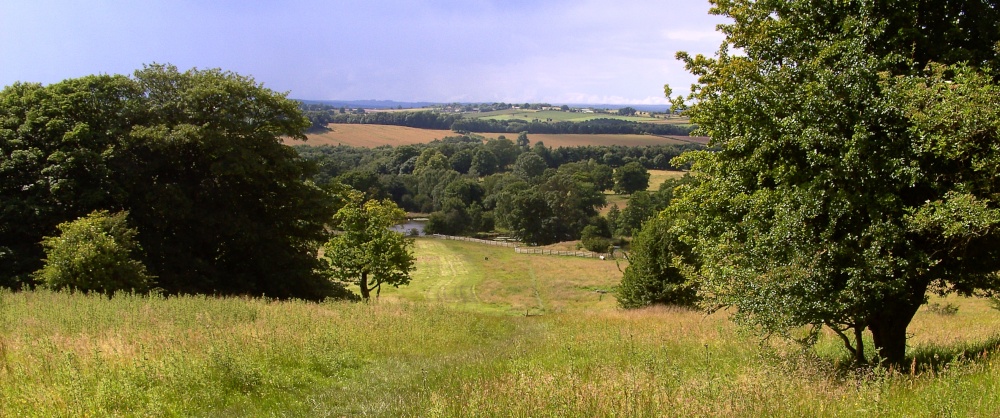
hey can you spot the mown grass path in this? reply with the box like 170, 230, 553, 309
389, 238, 620, 315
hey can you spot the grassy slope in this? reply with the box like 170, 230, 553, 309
2, 240, 1000, 416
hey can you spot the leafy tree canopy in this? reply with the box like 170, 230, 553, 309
34, 210, 153, 295
0, 64, 339, 299
669, 0, 1000, 365
324, 190, 415, 300
612, 162, 650, 195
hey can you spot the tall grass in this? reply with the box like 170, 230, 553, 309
2, 240, 1000, 416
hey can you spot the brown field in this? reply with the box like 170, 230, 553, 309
294, 124, 706, 148
294, 124, 457, 147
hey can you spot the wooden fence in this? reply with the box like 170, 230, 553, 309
430, 234, 519, 248
513, 247, 611, 259
430, 234, 611, 259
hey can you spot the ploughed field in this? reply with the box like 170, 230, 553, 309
295, 123, 707, 148
2, 239, 1000, 416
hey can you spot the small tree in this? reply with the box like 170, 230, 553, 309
324, 190, 415, 300
618, 212, 698, 309
34, 210, 153, 295
516, 131, 531, 149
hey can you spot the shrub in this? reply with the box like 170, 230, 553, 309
580, 225, 612, 253
34, 210, 153, 295
617, 213, 698, 309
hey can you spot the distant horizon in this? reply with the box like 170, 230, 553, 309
296, 98, 674, 111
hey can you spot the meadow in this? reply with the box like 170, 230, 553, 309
297, 124, 701, 148
3, 239, 1000, 416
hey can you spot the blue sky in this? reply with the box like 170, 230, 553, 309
0, 1, 726, 104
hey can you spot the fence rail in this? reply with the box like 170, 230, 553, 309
430, 234, 519, 248
513, 247, 610, 259
430, 234, 611, 259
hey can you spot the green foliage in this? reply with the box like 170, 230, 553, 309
484, 137, 520, 169
512, 152, 547, 181
470, 149, 499, 176
516, 131, 530, 149
0, 64, 337, 299
616, 191, 654, 237
618, 212, 698, 309
580, 225, 612, 253
34, 211, 152, 295
617, 107, 637, 116
612, 162, 649, 194
324, 190, 415, 300
670, 0, 1000, 365
494, 172, 605, 245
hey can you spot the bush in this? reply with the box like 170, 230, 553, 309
34, 211, 153, 295
580, 224, 612, 253
617, 213, 698, 309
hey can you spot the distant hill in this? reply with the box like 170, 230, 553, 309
297, 99, 437, 109
296, 99, 672, 112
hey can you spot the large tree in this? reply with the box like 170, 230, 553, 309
0, 64, 339, 299
612, 162, 649, 195
670, 0, 1000, 366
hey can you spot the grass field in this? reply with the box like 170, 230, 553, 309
296, 124, 701, 148
597, 170, 689, 215
474, 109, 661, 123
2, 239, 1000, 416
468, 109, 693, 125
647, 169, 689, 190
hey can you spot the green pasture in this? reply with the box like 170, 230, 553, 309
471, 109, 672, 124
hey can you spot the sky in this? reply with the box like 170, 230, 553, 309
0, 1, 727, 104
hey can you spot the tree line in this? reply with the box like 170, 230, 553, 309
303, 107, 695, 136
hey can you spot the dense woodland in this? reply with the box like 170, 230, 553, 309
293, 138, 698, 247
1, 65, 351, 300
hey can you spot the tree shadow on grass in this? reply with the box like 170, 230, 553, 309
815, 335, 1000, 377
904, 335, 1000, 375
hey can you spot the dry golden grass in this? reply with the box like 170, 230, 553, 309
647, 169, 688, 191
294, 124, 456, 147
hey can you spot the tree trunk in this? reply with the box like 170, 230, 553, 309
867, 296, 923, 367
853, 326, 866, 365
359, 271, 370, 300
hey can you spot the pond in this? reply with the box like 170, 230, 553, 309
391, 218, 428, 236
